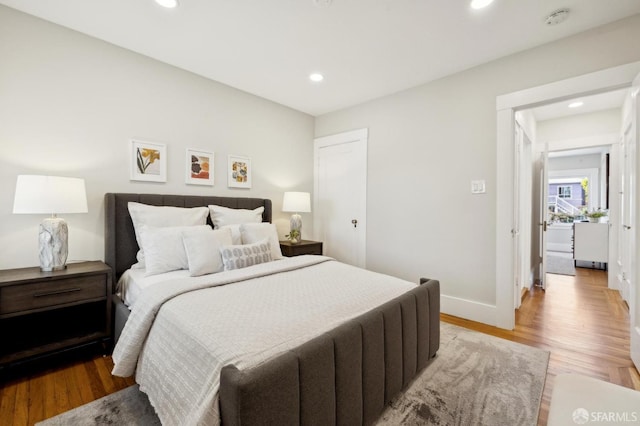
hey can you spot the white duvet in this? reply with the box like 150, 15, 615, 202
111, 255, 416, 426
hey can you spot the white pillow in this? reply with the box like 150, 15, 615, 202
208, 204, 264, 229
240, 223, 283, 260
219, 224, 242, 245
140, 225, 210, 276
220, 239, 272, 271
183, 228, 233, 277
128, 202, 209, 268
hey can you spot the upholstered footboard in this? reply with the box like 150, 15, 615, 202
219, 278, 440, 426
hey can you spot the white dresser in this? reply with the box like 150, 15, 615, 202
573, 222, 608, 263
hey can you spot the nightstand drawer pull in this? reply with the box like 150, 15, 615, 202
33, 288, 82, 298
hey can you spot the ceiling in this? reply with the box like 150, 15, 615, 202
2, 0, 640, 116
531, 88, 629, 122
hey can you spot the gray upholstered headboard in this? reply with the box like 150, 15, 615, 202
104, 193, 272, 285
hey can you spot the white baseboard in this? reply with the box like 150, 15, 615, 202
441, 294, 498, 327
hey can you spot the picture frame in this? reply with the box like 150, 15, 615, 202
130, 139, 167, 182
186, 148, 214, 186
227, 155, 251, 189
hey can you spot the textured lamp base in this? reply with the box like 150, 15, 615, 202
39, 217, 69, 271
289, 213, 302, 244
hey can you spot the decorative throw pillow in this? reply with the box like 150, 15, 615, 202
128, 202, 209, 268
240, 222, 283, 260
139, 225, 211, 276
183, 228, 233, 276
208, 204, 264, 229
219, 224, 242, 245
220, 239, 272, 271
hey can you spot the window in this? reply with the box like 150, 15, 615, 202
558, 186, 571, 199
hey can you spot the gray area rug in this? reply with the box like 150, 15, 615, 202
376, 323, 549, 425
37, 323, 549, 426
546, 254, 576, 276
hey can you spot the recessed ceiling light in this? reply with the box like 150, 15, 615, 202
470, 0, 495, 10
309, 73, 324, 83
568, 101, 584, 108
155, 0, 179, 9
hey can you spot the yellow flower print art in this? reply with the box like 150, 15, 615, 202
131, 140, 166, 182
137, 147, 161, 175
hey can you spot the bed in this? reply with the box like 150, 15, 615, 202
104, 192, 440, 426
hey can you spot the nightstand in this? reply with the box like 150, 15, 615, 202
280, 240, 323, 257
0, 261, 112, 371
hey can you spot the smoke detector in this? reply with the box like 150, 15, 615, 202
314, 0, 332, 8
545, 8, 570, 26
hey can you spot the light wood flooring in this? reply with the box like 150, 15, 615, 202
1, 267, 638, 425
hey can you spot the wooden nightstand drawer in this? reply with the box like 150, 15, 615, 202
280, 240, 323, 257
0, 275, 106, 315
0, 261, 112, 371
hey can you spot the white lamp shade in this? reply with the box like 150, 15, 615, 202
13, 175, 88, 215
282, 192, 311, 213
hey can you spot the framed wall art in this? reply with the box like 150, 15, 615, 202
186, 148, 214, 186
227, 154, 251, 189
130, 139, 166, 182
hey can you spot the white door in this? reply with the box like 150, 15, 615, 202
513, 125, 522, 307
539, 148, 549, 290
618, 126, 632, 303
629, 72, 640, 370
314, 129, 367, 268
513, 123, 533, 307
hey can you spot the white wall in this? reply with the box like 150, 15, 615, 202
537, 108, 622, 143
548, 154, 603, 171
0, 6, 315, 269
315, 14, 640, 324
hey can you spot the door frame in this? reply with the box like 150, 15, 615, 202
313, 128, 368, 268
495, 61, 640, 330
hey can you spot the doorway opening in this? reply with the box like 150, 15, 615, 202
544, 148, 610, 279
496, 61, 640, 329
519, 89, 621, 295
496, 61, 640, 372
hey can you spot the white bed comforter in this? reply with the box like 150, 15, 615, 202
111, 255, 416, 426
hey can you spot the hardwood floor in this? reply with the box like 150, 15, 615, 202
0, 353, 135, 426
0, 266, 638, 425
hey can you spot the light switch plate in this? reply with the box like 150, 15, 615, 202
471, 180, 486, 194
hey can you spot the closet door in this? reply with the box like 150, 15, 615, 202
314, 129, 367, 268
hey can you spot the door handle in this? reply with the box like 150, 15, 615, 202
351, 219, 358, 228
539, 221, 547, 232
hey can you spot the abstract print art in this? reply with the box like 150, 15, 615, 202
227, 155, 251, 188
186, 149, 214, 186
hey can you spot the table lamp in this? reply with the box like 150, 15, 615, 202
13, 175, 88, 271
282, 192, 311, 244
